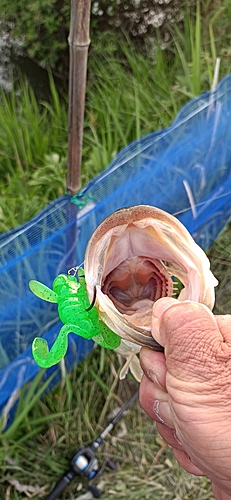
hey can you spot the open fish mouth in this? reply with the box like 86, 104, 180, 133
84, 205, 218, 351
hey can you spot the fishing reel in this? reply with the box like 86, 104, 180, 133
45, 443, 116, 499
44, 390, 138, 499
71, 445, 117, 497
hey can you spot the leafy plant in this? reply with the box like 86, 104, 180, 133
1, 0, 223, 80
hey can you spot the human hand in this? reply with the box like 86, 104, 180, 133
139, 298, 231, 499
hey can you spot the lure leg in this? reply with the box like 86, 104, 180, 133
32, 325, 70, 368
32, 323, 93, 368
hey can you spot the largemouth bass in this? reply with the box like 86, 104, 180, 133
84, 205, 218, 380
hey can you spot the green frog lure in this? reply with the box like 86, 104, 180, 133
29, 268, 121, 368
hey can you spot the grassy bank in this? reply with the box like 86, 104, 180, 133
0, 349, 213, 500
0, 2, 231, 499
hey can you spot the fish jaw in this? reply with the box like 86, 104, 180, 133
84, 205, 218, 350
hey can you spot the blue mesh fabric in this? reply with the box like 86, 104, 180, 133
1, 74, 231, 420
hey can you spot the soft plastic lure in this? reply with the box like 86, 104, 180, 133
29, 269, 121, 368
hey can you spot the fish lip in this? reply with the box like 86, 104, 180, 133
87, 205, 187, 240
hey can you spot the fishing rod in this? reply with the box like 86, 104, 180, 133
44, 390, 139, 499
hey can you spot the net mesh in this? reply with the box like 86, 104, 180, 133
1, 73, 231, 418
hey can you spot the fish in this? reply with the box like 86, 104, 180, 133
84, 205, 218, 380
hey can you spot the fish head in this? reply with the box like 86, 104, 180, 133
84, 205, 218, 353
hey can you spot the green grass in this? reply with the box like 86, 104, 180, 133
0, 75, 68, 232
2, 219, 230, 499
208, 222, 231, 315
0, 1, 229, 233
0, 1, 231, 498
0, 350, 214, 499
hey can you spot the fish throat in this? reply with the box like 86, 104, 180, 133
101, 227, 174, 328
102, 256, 173, 305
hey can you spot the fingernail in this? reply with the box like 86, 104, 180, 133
174, 430, 182, 445
154, 401, 174, 428
145, 369, 165, 391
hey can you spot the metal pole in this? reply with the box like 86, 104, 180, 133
66, 0, 91, 196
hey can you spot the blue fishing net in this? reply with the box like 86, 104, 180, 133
1, 73, 231, 423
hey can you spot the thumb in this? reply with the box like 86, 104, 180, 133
152, 297, 215, 347
153, 297, 180, 318
151, 297, 186, 346
152, 300, 227, 381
